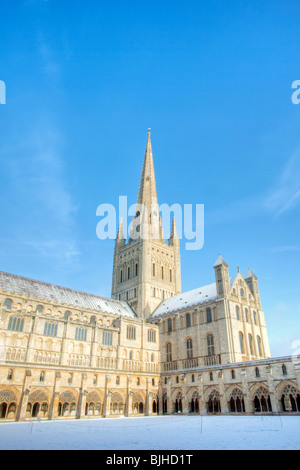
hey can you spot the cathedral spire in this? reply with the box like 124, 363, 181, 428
136, 132, 158, 216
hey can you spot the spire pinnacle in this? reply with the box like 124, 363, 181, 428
136, 132, 158, 216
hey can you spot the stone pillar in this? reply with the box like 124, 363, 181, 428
266, 365, 279, 413
218, 370, 228, 414
146, 378, 151, 416
198, 374, 206, 415
181, 375, 188, 415
17, 370, 32, 421
158, 380, 163, 415
48, 372, 61, 420
125, 376, 132, 416
240, 369, 252, 413
167, 378, 172, 414
104, 375, 112, 417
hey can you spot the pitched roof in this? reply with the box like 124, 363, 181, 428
0, 271, 136, 318
213, 254, 228, 268
151, 282, 218, 317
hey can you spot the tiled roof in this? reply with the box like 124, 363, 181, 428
151, 282, 218, 317
0, 271, 136, 318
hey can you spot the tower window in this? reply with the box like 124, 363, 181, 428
127, 325, 136, 341
206, 308, 212, 323
153, 264, 155, 276
128, 267, 130, 279
170, 270, 172, 282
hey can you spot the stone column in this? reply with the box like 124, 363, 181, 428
198, 374, 205, 415
158, 380, 163, 415
241, 369, 252, 414
146, 378, 151, 416
218, 370, 228, 414
266, 365, 279, 413
103, 375, 112, 417
181, 375, 188, 415
125, 376, 132, 416
167, 377, 172, 414
48, 372, 61, 420
17, 370, 32, 421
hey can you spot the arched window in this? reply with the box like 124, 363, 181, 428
282, 364, 287, 376
167, 318, 172, 333
129, 351, 133, 361
253, 311, 257, 325
7, 369, 13, 380
231, 369, 236, 379
206, 308, 212, 323
166, 343, 172, 363
64, 311, 71, 320
36, 305, 44, 314
187, 338, 193, 359
245, 309, 249, 323
192, 374, 195, 383
255, 367, 260, 378
239, 332, 245, 354
151, 353, 155, 363
40, 371, 45, 382
236, 306, 240, 321
3, 300, 12, 310
207, 334, 215, 356
209, 372, 213, 382
186, 313, 191, 328
240, 289, 244, 297
257, 336, 262, 357
248, 334, 254, 356
116, 376, 120, 385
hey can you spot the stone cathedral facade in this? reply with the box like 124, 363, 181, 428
0, 134, 299, 422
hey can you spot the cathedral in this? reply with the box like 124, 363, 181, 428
0, 133, 299, 421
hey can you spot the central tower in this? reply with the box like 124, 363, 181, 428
112, 133, 181, 318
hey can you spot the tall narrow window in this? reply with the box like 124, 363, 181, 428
170, 270, 172, 282
236, 306, 240, 321
3, 299, 12, 309
153, 264, 155, 276
207, 334, 215, 356
168, 319, 172, 333
248, 334, 254, 355
166, 343, 172, 362
245, 309, 249, 323
136, 264, 138, 276
187, 339, 193, 359
161, 266, 164, 279
186, 313, 191, 328
128, 267, 130, 280
257, 336, 262, 357
206, 308, 212, 323
239, 332, 245, 355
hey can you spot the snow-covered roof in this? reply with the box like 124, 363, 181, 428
0, 271, 136, 318
213, 254, 228, 268
151, 282, 218, 317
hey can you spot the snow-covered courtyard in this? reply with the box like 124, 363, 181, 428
0, 415, 299, 450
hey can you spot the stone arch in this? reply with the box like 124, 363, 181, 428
173, 390, 183, 413
27, 389, 50, 419
251, 385, 272, 413
132, 392, 145, 414
85, 390, 103, 417
110, 392, 125, 415
277, 382, 300, 413
57, 390, 78, 418
187, 387, 199, 413
206, 388, 221, 414
227, 387, 245, 413
0, 387, 19, 420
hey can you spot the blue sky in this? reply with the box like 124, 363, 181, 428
0, 0, 300, 357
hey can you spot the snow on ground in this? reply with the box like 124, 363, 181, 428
0, 415, 299, 450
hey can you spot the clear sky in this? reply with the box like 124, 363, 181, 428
0, 0, 300, 357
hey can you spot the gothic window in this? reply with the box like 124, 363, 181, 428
229, 388, 245, 413
192, 374, 195, 383
3, 300, 12, 310
40, 371, 45, 382
7, 369, 13, 381
186, 313, 191, 328
102, 331, 112, 346
248, 334, 254, 356
239, 332, 245, 354
187, 338, 193, 359
207, 334, 215, 356
206, 308, 212, 323
64, 311, 71, 320
231, 370, 235, 379
255, 367, 260, 378
168, 318, 172, 333
210, 372, 213, 381
257, 336, 262, 357
253, 311, 257, 325
36, 305, 44, 314
75, 327, 87, 342
240, 289, 244, 297
148, 329, 156, 343
166, 343, 172, 362
282, 364, 287, 376
245, 309, 249, 323
127, 326, 136, 341
8, 316, 24, 333
236, 306, 240, 321
253, 386, 272, 413
207, 390, 221, 413
280, 385, 300, 412
44, 322, 58, 338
